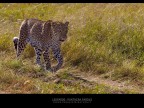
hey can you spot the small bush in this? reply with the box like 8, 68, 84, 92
22, 44, 35, 59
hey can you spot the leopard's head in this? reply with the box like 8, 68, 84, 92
52, 21, 69, 42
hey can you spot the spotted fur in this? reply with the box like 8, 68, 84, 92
13, 18, 69, 72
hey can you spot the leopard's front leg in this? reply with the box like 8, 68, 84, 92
51, 47, 63, 72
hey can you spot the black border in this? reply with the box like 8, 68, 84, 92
0, 94, 143, 105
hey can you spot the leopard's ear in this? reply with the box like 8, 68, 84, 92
65, 21, 69, 26
41, 21, 52, 35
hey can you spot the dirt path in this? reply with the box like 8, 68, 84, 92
0, 91, 9, 94
21, 68, 144, 93
1, 68, 144, 94
68, 70, 144, 93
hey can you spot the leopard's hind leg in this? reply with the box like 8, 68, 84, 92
34, 47, 42, 66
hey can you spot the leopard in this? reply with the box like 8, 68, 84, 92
13, 18, 69, 72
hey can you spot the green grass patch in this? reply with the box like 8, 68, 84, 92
1, 3, 144, 93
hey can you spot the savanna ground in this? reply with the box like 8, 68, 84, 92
1, 3, 144, 94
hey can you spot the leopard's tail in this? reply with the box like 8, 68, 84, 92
17, 19, 28, 58
13, 37, 19, 52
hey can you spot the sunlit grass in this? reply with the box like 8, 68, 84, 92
0, 3, 144, 93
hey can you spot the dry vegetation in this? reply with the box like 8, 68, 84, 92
0, 3, 144, 93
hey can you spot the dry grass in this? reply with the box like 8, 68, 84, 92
0, 3, 144, 93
